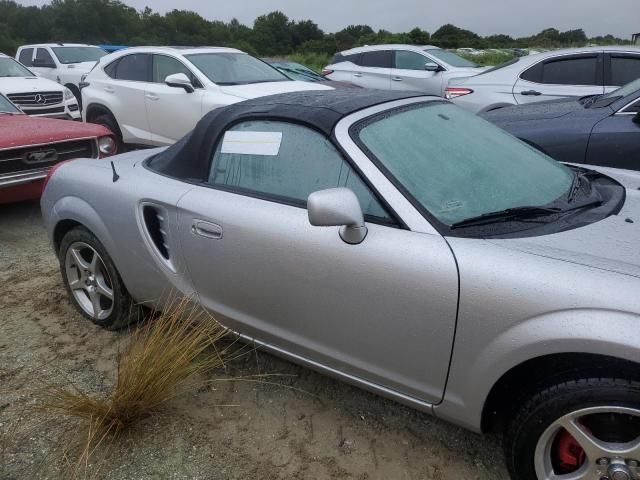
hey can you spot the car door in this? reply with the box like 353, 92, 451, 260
31, 48, 58, 82
176, 119, 459, 404
144, 54, 205, 145
351, 50, 392, 90
586, 97, 640, 171
604, 52, 640, 94
106, 53, 152, 143
390, 50, 442, 95
514, 53, 604, 105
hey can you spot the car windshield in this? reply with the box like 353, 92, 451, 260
271, 62, 324, 82
0, 95, 20, 113
424, 49, 479, 68
0, 57, 35, 77
186, 53, 289, 86
355, 102, 573, 226
52, 46, 107, 64
602, 77, 640, 100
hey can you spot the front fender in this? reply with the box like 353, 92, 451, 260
50, 195, 117, 258
435, 309, 640, 432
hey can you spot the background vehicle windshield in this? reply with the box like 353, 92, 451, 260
0, 95, 20, 113
355, 102, 573, 225
0, 58, 34, 77
602, 77, 640, 100
52, 46, 107, 64
424, 49, 479, 68
186, 53, 288, 85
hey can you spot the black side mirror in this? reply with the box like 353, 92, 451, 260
633, 112, 640, 125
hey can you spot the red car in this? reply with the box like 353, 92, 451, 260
0, 94, 116, 204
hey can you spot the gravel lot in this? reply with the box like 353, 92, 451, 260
0, 200, 508, 480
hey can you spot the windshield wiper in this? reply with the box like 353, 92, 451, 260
450, 206, 563, 229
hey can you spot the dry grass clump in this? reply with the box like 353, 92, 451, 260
39, 296, 229, 469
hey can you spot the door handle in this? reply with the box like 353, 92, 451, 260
191, 221, 223, 240
392, 77, 403, 82
521, 90, 542, 96
146, 93, 159, 101
104, 86, 115, 94
353, 73, 363, 78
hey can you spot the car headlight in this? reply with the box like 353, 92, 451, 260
64, 87, 75, 101
98, 136, 116, 156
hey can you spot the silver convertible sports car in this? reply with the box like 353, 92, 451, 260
42, 90, 640, 480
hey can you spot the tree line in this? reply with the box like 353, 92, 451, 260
0, 0, 632, 58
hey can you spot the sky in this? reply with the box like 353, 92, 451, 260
17, 0, 640, 38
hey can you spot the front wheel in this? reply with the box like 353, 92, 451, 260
505, 378, 640, 480
59, 226, 140, 330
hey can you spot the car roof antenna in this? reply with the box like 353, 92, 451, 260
110, 161, 120, 183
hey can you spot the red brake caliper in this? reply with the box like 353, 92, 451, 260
556, 429, 587, 471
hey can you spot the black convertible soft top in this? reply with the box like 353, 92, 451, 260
149, 89, 427, 181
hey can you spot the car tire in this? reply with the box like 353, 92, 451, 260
505, 378, 640, 480
66, 84, 82, 111
92, 113, 125, 153
59, 226, 141, 330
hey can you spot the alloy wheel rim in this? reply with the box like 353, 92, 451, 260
65, 241, 114, 320
535, 406, 640, 480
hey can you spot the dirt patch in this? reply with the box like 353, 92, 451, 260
0, 201, 508, 479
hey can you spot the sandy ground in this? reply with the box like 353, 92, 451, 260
0, 201, 509, 480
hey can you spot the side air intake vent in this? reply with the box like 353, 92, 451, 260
142, 205, 170, 260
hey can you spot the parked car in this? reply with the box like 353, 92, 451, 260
0, 53, 80, 120
16, 43, 107, 106
263, 58, 359, 88
98, 45, 128, 54
446, 46, 640, 113
322, 44, 487, 96
42, 89, 640, 480
81, 46, 332, 149
482, 78, 640, 171
0, 93, 115, 204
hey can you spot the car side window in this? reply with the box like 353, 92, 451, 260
521, 55, 600, 86
112, 54, 151, 82
358, 51, 393, 69
152, 54, 201, 87
610, 55, 640, 87
18, 48, 34, 66
208, 120, 394, 223
35, 48, 55, 66
394, 51, 430, 71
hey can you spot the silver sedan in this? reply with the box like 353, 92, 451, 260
41, 90, 640, 480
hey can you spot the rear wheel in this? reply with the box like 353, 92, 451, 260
59, 226, 140, 330
505, 378, 640, 480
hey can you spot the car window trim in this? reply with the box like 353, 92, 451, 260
616, 97, 640, 115
517, 52, 604, 87
152, 53, 204, 88
205, 117, 402, 228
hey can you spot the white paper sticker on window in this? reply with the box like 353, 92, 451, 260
221, 131, 282, 156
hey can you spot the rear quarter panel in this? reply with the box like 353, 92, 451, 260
42, 152, 196, 307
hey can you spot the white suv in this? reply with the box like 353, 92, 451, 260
0, 53, 80, 120
81, 46, 332, 148
16, 43, 107, 106
322, 44, 487, 96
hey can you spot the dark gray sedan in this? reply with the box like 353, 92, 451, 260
483, 78, 640, 172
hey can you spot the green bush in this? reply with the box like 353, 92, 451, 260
287, 52, 332, 73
